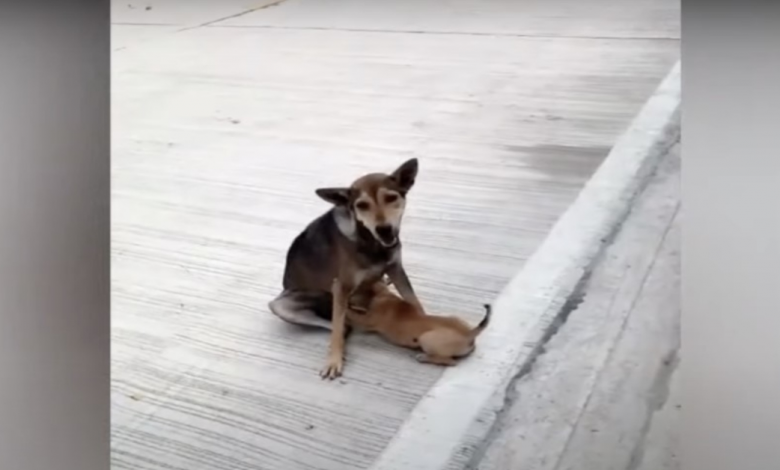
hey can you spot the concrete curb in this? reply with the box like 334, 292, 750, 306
369, 61, 681, 470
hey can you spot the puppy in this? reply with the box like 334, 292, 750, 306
347, 280, 491, 365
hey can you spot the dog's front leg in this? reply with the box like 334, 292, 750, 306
320, 278, 349, 380
387, 263, 423, 311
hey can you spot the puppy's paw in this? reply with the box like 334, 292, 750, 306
320, 356, 344, 380
347, 303, 368, 314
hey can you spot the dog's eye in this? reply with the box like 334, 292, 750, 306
355, 201, 370, 211
385, 194, 399, 204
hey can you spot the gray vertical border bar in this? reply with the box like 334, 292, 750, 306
0, 1, 110, 469
684, 2, 780, 470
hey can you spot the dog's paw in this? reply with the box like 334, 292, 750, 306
320, 356, 344, 380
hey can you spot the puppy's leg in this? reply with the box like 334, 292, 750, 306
415, 353, 457, 366
320, 279, 349, 380
268, 290, 333, 330
346, 289, 372, 313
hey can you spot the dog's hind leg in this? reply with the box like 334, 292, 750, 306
268, 290, 333, 330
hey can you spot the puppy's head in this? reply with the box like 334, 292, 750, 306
316, 158, 418, 248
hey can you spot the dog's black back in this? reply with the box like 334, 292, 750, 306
282, 209, 341, 292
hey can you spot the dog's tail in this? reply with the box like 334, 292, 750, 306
469, 303, 492, 338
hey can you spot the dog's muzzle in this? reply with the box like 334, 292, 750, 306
375, 224, 398, 247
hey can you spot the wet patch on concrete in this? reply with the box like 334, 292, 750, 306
502, 144, 611, 181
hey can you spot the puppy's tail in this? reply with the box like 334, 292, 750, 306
469, 303, 492, 338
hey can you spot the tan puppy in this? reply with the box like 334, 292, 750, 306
347, 281, 491, 365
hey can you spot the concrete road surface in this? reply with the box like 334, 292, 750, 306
110, 1, 680, 469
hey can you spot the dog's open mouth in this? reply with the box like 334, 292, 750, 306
379, 237, 399, 248
374, 229, 399, 248
374, 225, 399, 248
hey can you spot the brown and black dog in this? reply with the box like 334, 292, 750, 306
347, 280, 491, 365
268, 158, 423, 379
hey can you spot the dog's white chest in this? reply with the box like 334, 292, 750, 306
352, 265, 385, 288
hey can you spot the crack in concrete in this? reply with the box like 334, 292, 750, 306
625, 343, 680, 470
178, 0, 290, 32
208, 24, 680, 41
113, 1, 292, 52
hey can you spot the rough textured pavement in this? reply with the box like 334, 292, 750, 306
110, 1, 680, 469
475, 143, 680, 470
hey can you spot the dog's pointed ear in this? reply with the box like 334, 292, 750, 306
391, 158, 419, 193
315, 187, 351, 206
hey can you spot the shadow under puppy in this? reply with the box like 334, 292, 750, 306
346, 280, 491, 365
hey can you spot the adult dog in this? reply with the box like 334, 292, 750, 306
269, 158, 422, 379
